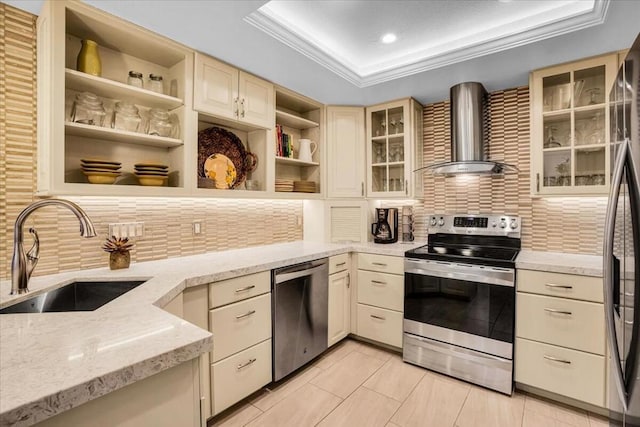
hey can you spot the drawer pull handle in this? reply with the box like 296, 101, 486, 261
371, 280, 387, 285
372, 262, 387, 267
235, 310, 256, 320
236, 358, 257, 370
235, 285, 256, 293
625, 320, 634, 325
544, 308, 572, 316
545, 283, 573, 289
335, 262, 346, 267
370, 314, 386, 320
543, 355, 572, 364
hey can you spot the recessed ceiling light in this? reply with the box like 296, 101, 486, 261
381, 33, 397, 44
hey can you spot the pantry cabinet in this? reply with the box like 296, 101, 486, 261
530, 53, 618, 196
194, 54, 274, 130
36, 0, 194, 197
326, 106, 366, 198
365, 98, 423, 198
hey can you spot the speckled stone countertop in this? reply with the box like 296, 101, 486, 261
0, 240, 420, 426
516, 250, 603, 277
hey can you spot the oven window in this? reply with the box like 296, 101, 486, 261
404, 273, 514, 343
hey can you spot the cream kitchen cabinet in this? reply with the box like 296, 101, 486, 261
366, 98, 423, 198
530, 53, 618, 196
515, 269, 606, 407
355, 253, 404, 348
208, 271, 272, 415
328, 254, 351, 347
194, 53, 274, 129
326, 106, 366, 198
36, 0, 193, 197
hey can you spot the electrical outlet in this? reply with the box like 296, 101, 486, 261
296, 215, 302, 228
193, 220, 203, 235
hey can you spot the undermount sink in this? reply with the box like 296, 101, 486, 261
0, 280, 146, 314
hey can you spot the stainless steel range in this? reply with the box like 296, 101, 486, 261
403, 214, 521, 395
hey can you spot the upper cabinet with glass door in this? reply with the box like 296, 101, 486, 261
366, 98, 423, 198
530, 53, 619, 195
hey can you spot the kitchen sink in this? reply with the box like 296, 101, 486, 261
0, 280, 146, 314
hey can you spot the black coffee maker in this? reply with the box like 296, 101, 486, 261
371, 208, 398, 244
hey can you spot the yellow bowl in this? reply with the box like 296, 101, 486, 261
86, 174, 117, 184
137, 175, 168, 186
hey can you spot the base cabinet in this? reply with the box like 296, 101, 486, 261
328, 254, 351, 347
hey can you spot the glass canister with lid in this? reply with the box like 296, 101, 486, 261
148, 74, 164, 94
147, 108, 174, 137
112, 101, 142, 132
71, 92, 106, 126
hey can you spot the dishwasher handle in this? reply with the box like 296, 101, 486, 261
273, 259, 328, 284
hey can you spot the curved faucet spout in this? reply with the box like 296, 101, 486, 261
11, 199, 97, 295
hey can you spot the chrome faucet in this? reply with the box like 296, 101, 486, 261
11, 199, 96, 295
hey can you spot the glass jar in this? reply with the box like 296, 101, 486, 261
112, 101, 142, 132
148, 74, 164, 94
71, 92, 106, 126
127, 71, 143, 88
147, 108, 173, 137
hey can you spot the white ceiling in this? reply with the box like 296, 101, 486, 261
246, 0, 604, 86
3, 0, 640, 105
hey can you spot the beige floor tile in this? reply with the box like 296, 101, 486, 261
310, 350, 386, 398
455, 387, 525, 427
313, 339, 362, 370
318, 387, 401, 427
524, 395, 589, 426
211, 403, 262, 427
363, 356, 426, 402
587, 413, 610, 427
523, 409, 574, 427
355, 341, 397, 362
391, 371, 470, 427
386, 423, 402, 427
251, 366, 322, 412
246, 383, 341, 427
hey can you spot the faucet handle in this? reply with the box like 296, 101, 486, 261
25, 228, 40, 278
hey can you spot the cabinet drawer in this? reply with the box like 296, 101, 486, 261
515, 337, 605, 407
212, 339, 272, 414
209, 293, 271, 362
357, 270, 403, 311
517, 269, 603, 303
329, 253, 350, 275
358, 253, 403, 275
516, 292, 604, 355
209, 271, 270, 309
356, 304, 403, 348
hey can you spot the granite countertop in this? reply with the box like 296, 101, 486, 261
515, 250, 603, 277
0, 240, 418, 426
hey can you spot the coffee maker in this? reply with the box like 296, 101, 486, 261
371, 208, 398, 244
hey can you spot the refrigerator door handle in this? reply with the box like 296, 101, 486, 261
603, 138, 630, 410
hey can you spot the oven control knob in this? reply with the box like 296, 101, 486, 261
430, 217, 437, 226
499, 219, 507, 229
492, 221, 497, 228
437, 217, 445, 226
510, 219, 518, 229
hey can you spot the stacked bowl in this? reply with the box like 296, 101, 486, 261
81, 159, 121, 184
134, 163, 169, 186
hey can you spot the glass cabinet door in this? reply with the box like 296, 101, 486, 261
535, 55, 617, 194
369, 105, 406, 194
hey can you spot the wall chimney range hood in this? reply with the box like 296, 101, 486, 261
419, 82, 517, 175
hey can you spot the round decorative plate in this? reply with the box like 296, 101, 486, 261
198, 126, 255, 189
203, 153, 237, 189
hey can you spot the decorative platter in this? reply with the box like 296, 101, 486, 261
197, 126, 257, 189
203, 153, 237, 189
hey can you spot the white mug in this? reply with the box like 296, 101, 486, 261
298, 139, 317, 163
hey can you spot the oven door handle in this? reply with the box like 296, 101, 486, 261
405, 259, 514, 287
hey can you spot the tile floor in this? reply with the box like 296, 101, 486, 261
209, 339, 609, 427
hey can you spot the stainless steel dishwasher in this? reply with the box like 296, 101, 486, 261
272, 258, 328, 381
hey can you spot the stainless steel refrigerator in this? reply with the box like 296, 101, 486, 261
604, 33, 640, 427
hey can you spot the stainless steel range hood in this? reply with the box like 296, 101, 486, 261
420, 82, 517, 175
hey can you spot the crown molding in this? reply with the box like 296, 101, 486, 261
245, 0, 610, 88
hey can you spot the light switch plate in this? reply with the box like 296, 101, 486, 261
109, 222, 145, 239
